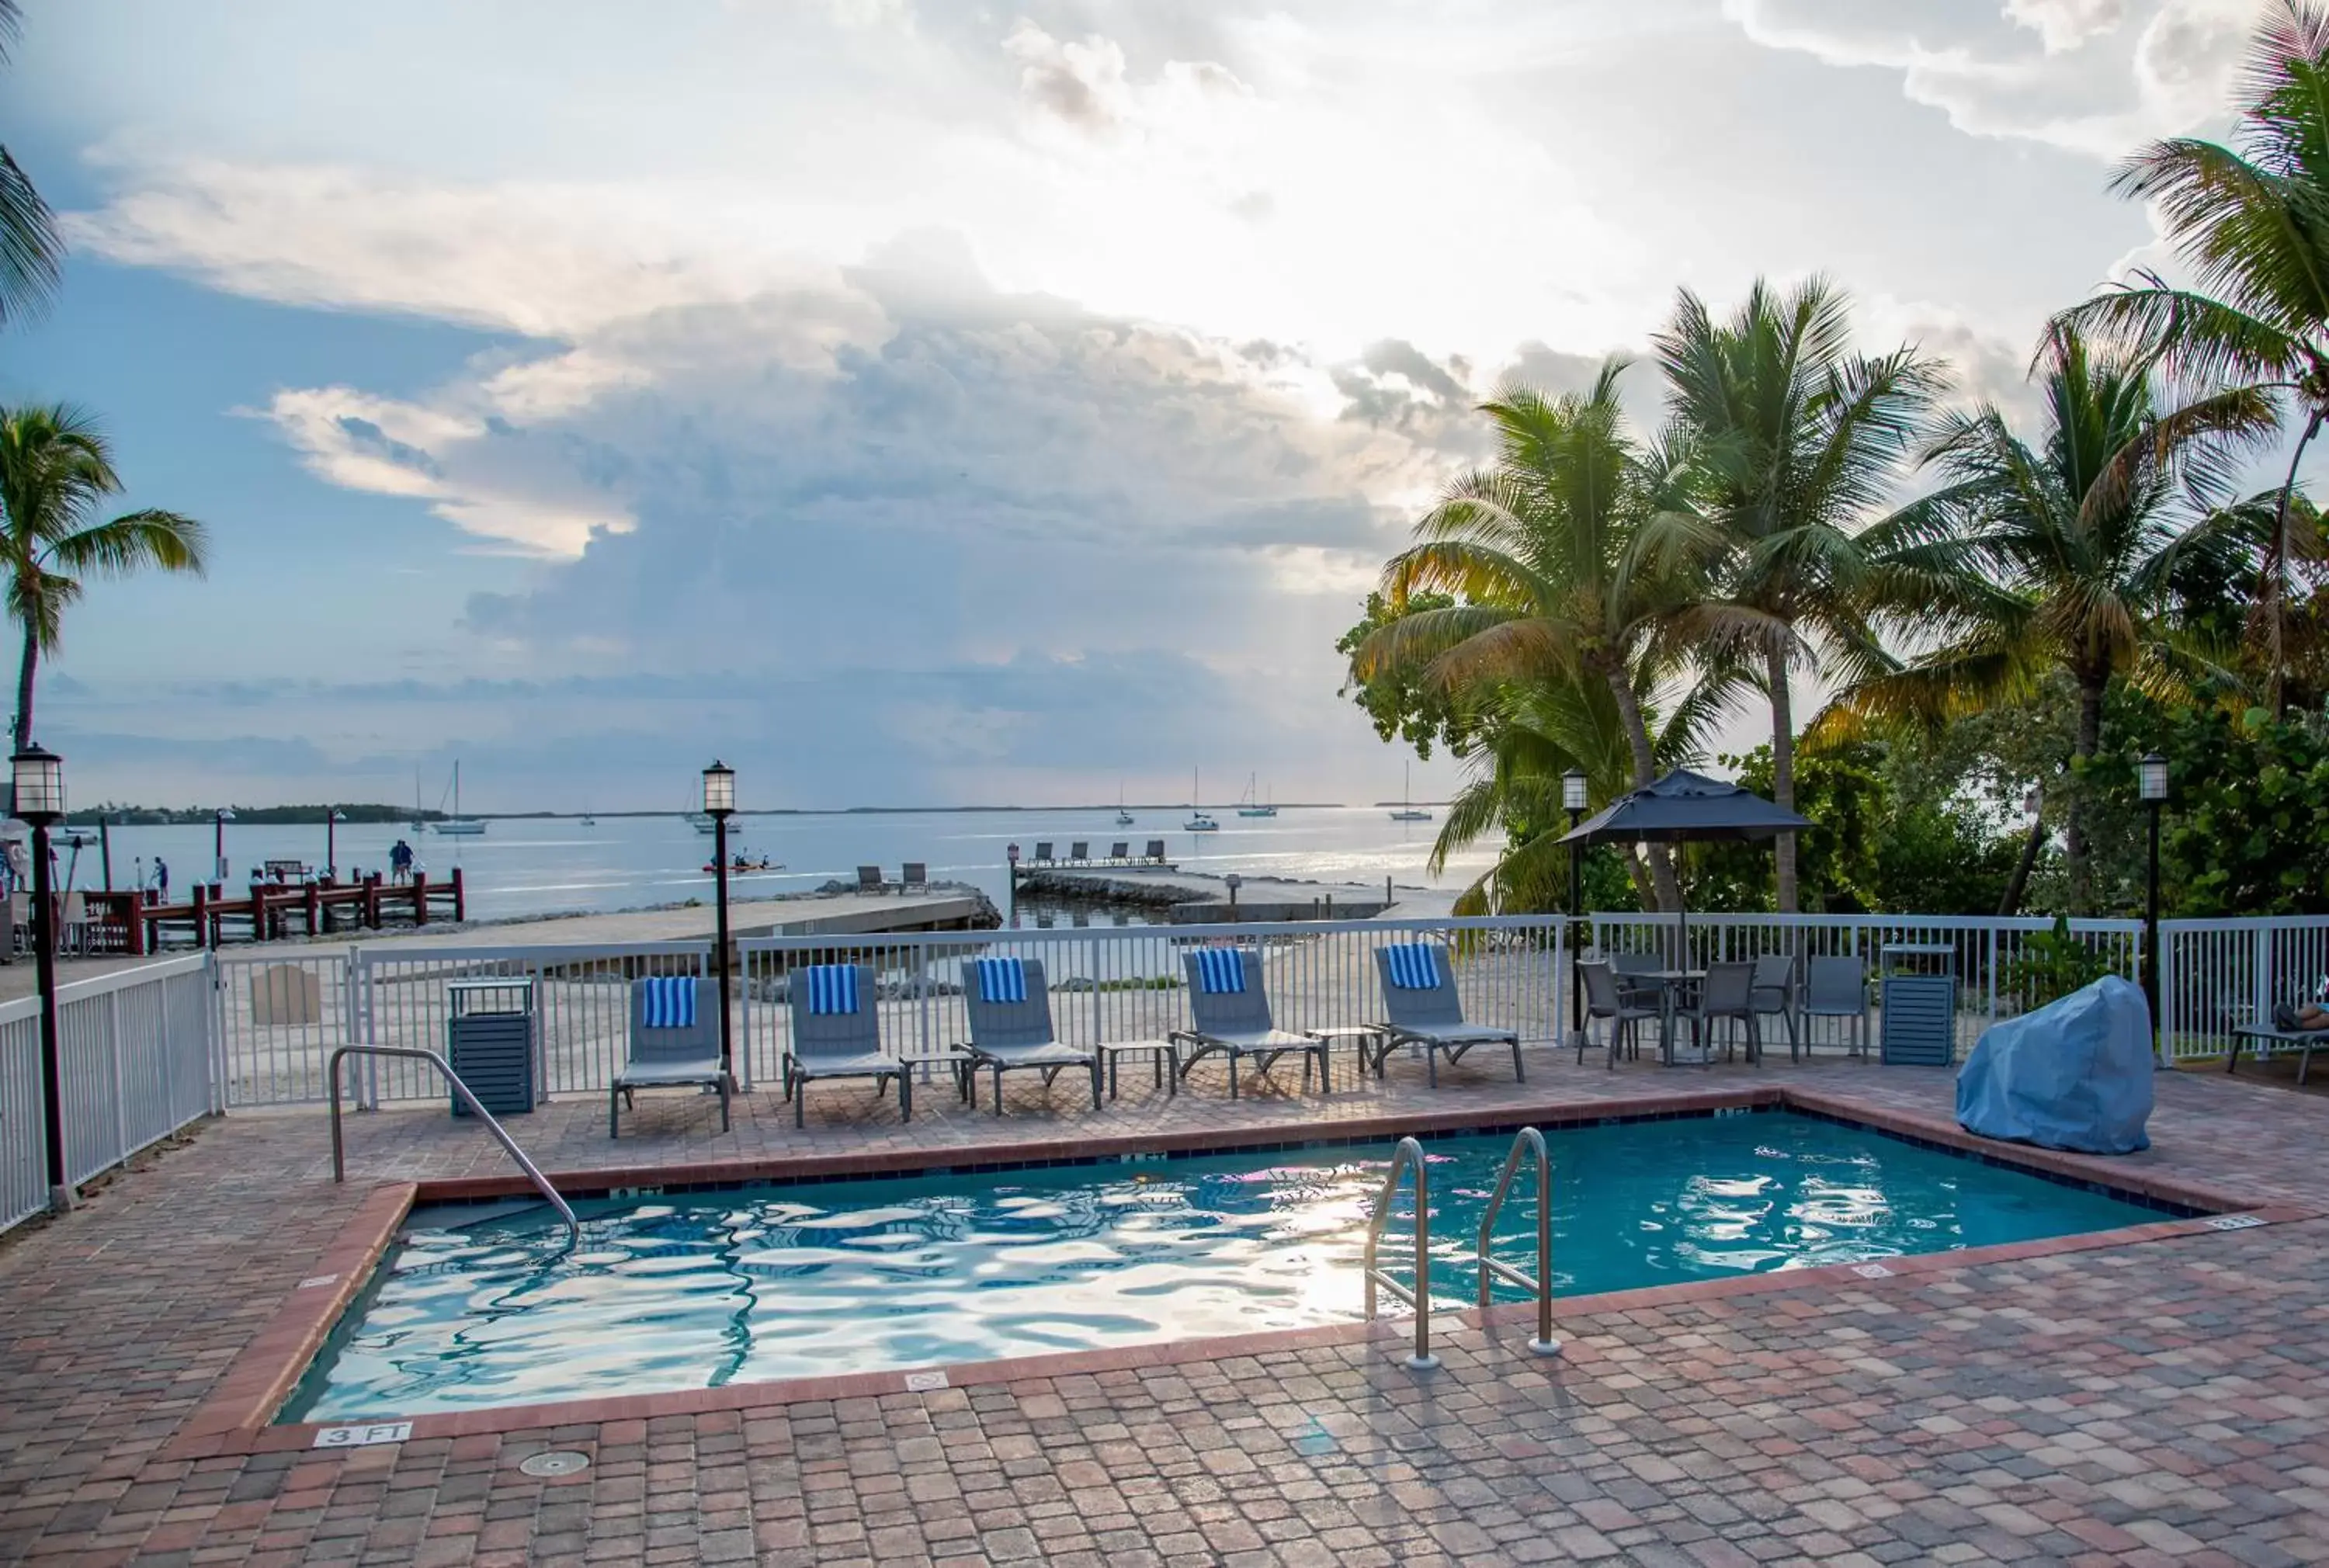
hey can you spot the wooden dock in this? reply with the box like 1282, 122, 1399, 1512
82, 869, 467, 954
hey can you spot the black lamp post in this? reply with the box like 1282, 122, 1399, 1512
1563, 768, 1588, 1053
14, 744, 67, 1212
2139, 752, 2168, 1056
213, 807, 234, 886
703, 761, 737, 1088
325, 808, 346, 881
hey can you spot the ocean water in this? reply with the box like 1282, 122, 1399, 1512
284, 1111, 2160, 1420
67, 807, 1488, 924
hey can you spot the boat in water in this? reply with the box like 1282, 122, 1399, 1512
1388, 761, 1432, 823
1186, 767, 1219, 831
432, 761, 488, 835
1115, 785, 1134, 827
1236, 772, 1276, 817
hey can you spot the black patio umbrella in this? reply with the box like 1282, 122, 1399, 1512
1554, 768, 1811, 961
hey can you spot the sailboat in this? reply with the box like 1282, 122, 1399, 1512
1389, 761, 1432, 822
433, 761, 488, 835
579, 803, 595, 827
1236, 773, 1277, 818
1185, 767, 1219, 832
1115, 783, 1134, 827
408, 768, 428, 834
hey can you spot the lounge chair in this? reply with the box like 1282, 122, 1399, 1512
901, 862, 928, 891
959, 956, 1100, 1113
1144, 839, 1166, 864
1804, 954, 1870, 1056
1069, 841, 1089, 862
1033, 841, 1054, 865
1108, 841, 1130, 863
1372, 941, 1522, 1085
1581, 959, 1660, 1067
1171, 947, 1328, 1098
856, 865, 884, 895
1749, 953, 1802, 1060
1674, 960, 1760, 1067
783, 962, 911, 1126
610, 976, 730, 1137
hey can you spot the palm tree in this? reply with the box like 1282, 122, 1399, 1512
1650, 276, 1945, 912
2057, 0, 2329, 714
0, 2, 61, 327
1427, 671, 1735, 914
1821, 326, 2275, 911
0, 405, 209, 751
1352, 362, 1753, 912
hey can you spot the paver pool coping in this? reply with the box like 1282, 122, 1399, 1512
171, 1084, 2315, 1459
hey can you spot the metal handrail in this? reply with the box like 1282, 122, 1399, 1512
1476, 1127, 1561, 1357
1361, 1136, 1438, 1369
328, 1045, 579, 1251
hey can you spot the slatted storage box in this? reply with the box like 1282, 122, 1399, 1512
446, 977, 536, 1116
1879, 944, 1956, 1066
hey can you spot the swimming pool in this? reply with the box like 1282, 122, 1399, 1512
286, 1111, 2164, 1421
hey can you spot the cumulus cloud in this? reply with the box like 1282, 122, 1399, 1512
1722, 0, 2266, 157
1002, 19, 1250, 140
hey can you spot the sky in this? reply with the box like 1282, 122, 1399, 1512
0, 0, 2284, 812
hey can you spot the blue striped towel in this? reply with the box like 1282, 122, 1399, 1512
641, 975, 696, 1029
975, 957, 1028, 1004
1383, 942, 1442, 990
1195, 948, 1248, 994
803, 964, 859, 1015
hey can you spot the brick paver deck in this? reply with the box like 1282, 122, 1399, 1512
4, 1046, 2327, 1566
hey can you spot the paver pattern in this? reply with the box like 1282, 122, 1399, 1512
3, 1046, 2328, 1566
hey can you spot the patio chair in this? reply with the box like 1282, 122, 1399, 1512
1144, 839, 1166, 863
1108, 841, 1130, 863
856, 865, 884, 895
1803, 954, 1870, 1056
1033, 842, 1054, 865
783, 962, 911, 1127
1749, 952, 1802, 1060
610, 976, 730, 1137
1611, 950, 1664, 986
1580, 959, 1660, 1068
901, 862, 928, 891
959, 956, 1100, 1113
1171, 947, 1329, 1098
1372, 942, 1522, 1086
1069, 841, 1090, 862
1675, 960, 1760, 1067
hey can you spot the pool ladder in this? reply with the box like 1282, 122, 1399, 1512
1362, 1129, 1561, 1369
328, 1044, 580, 1252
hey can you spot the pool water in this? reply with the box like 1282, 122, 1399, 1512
286, 1112, 2161, 1421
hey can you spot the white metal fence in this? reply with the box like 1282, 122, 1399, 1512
186, 908, 2329, 1109
1, 954, 214, 1237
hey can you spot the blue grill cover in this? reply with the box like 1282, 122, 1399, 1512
1956, 975, 2153, 1154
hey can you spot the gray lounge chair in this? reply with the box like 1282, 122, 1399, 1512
1033, 841, 1054, 865
1804, 955, 1870, 1056
784, 963, 911, 1127
1144, 839, 1166, 863
901, 862, 928, 891
1581, 959, 1659, 1067
1749, 952, 1802, 1060
1372, 942, 1522, 1086
1171, 948, 1328, 1098
959, 957, 1100, 1113
611, 976, 730, 1137
1069, 841, 1089, 862
1108, 841, 1130, 863
856, 865, 884, 895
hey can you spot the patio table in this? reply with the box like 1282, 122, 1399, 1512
1638, 970, 1708, 1065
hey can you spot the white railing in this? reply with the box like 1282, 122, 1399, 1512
736, 918, 1565, 1088
1, 954, 214, 1237
196, 908, 2329, 1104
2159, 914, 2329, 1061
1589, 911, 2147, 1055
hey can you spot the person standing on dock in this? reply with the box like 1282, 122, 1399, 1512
389, 839, 412, 884
152, 856, 168, 900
